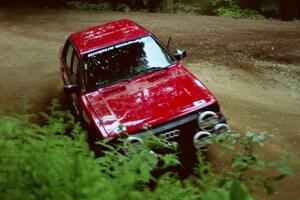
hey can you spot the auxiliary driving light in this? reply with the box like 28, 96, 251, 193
198, 111, 218, 131
193, 131, 212, 151
124, 136, 143, 155
126, 136, 143, 146
214, 123, 230, 135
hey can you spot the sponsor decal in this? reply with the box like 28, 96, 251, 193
87, 38, 143, 58
193, 99, 206, 106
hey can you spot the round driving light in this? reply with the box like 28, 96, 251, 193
193, 131, 212, 151
198, 111, 218, 131
126, 136, 143, 146
124, 136, 143, 155
214, 123, 230, 135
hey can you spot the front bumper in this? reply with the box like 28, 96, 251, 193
128, 110, 228, 153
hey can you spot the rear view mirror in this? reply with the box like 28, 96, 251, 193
64, 84, 80, 94
167, 37, 187, 61
174, 49, 187, 61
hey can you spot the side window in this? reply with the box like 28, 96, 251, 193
65, 44, 74, 69
72, 53, 79, 75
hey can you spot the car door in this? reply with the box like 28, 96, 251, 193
61, 41, 74, 84
69, 50, 81, 115
61, 41, 81, 115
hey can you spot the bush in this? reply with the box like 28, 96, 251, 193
115, 3, 131, 12
0, 100, 296, 199
208, 0, 262, 19
261, 1, 280, 18
0, 102, 102, 199
216, 7, 261, 19
66, 1, 113, 11
173, 3, 202, 15
65, 0, 161, 12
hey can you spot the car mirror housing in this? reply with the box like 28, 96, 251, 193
174, 49, 187, 61
64, 84, 80, 94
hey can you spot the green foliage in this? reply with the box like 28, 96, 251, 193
261, 2, 279, 13
115, 3, 131, 12
65, 0, 159, 12
142, 0, 149, 6
261, 1, 280, 18
173, 3, 202, 15
210, 132, 296, 195
62, 0, 279, 19
0, 100, 296, 199
208, 0, 261, 19
171, 0, 261, 18
66, 1, 112, 11
216, 7, 260, 19
0, 101, 97, 199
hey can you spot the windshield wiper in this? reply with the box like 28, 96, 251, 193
136, 66, 169, 76
96, 77, 131, 88
95, 67, 168, 88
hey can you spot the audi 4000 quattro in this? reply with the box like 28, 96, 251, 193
59, 19, 229, 152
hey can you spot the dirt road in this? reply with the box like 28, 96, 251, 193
0, 8, 299, 199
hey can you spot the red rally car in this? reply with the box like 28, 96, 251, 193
59, 19, 229, 152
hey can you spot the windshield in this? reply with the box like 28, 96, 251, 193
84, 36, 175, 89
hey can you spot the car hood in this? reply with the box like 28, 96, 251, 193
85, 64, 217, 138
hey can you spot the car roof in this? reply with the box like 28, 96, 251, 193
69, 19, 150, 56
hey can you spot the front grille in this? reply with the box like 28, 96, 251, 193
132, 103, 221, 152
133, 112, 198, 138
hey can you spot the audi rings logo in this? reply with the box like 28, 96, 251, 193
161, 129, 180, 140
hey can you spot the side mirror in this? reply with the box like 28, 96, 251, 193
174, 49, 187, 61
64, 84, 80, 94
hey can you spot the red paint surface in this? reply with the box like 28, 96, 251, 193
84, 63, 217, 138
69, 19, 149, 56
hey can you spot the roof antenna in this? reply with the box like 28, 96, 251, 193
167, 37, 172, 49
